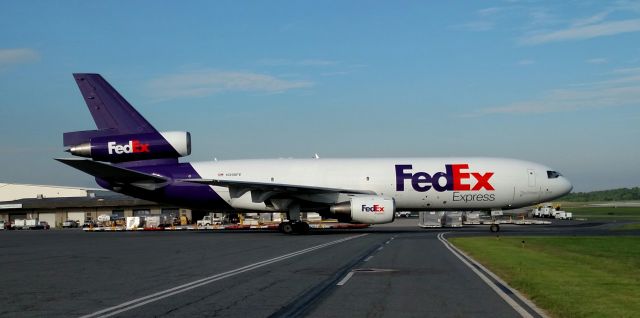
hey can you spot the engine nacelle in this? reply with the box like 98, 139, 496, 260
67, 131, 191, 162
329, 195, 395, 224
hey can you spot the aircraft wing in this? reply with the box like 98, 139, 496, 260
179, 178, 374, 200
56, 158, 169, 190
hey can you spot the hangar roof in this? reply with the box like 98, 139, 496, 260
0, 193, 160, 211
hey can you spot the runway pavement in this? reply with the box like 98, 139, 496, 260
0, 218, 637, 317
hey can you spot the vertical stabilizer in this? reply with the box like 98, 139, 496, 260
64, 73, 190, 163
64, 74, 158, 146
73, 73, 157, 133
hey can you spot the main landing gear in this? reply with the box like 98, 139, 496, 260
489, 224, 500, 232
278, 220, 310, 235
279, 202, 310, 234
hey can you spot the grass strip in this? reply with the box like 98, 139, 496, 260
564, 207, 640, 220
449, 236, 640, 318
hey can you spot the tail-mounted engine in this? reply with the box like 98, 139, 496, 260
66, 131, 190, 162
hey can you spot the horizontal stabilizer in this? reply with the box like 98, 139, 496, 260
56, 158, 169, 190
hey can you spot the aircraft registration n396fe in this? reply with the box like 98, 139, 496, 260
58, 74, 573, 234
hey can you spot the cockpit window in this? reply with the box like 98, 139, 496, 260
547, 171, 561, 179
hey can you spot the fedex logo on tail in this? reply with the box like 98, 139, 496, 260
395, 164, 494, 192
107, 140, 150, 155
362, 204, 385, 213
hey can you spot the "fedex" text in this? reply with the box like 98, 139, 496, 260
395, 164, 494, 192
361, 204, 385, 213
107, 140, 150, 155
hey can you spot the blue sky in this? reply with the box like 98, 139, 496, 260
1, 1, 639, 192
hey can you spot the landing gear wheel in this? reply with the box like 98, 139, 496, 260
293, 221, 310, 234
490, 224, 500, 232
279, 222, 294, 234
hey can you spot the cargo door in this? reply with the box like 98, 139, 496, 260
68, 212, 85, 224
39, 212, 56, 228
527, 169, 542, 202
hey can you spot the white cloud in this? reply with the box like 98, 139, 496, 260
586, 58, 608, 64
526, 7, 561, 28
571, 10, 611, 27
473, 67, 640, 115
520, 18, 640, 45
454, 21, 495, 32
0, 48, 39, 66
147, 70, 313, 100
451, 6, 512, 32
477, 7, 504, 17
613, 66, 640, 74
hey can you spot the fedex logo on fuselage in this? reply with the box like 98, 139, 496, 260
395, 164, 494, 192
362, 204, 385, 213
107, 140, 150, 155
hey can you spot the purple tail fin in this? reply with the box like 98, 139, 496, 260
64, 74, 158, 146
63, 73, 191, 163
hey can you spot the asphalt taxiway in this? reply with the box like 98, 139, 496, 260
0, 218, 637, 318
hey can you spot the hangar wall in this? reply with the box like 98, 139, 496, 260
0, 182, 193, 228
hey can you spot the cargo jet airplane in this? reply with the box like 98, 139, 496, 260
58, 74, 572, 233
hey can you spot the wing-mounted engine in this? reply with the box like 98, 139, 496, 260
329, 195, 395, 224
66, 131, 191, 162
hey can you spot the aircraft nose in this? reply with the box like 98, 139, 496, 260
560, 178, 573, 196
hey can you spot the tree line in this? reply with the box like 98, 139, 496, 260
561, 187, 640, 202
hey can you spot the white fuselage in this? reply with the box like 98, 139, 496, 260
190, 157, 572, 212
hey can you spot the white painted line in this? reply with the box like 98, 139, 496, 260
364, 255, 373, 262
81, 234, 368, 318
377, 246, 384, 251
437, 233, 545, 318
336, 271, 354, 286
438, 233, 548, 318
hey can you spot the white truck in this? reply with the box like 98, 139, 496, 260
13, 219, 50, 230
532, 205, 554, 218
13, 219, 38, 229
554, 211, 573, 220
197, 214, 223, 227
532, 204, 572, 219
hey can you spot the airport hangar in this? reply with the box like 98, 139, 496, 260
0, 183, 198, 227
